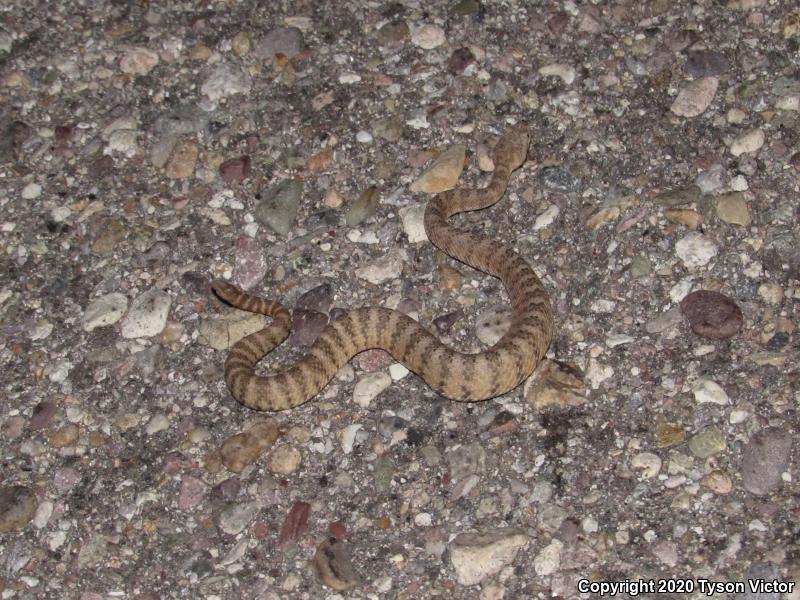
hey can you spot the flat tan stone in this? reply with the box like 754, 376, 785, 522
410, 145, 466, 193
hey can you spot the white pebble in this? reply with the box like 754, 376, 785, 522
119, 46, 159, 76
776, 94, 799, 111
538, 63, 575, 85
730, 128, 765, 156
581, 516, 599, 533
200, 65, 252, 101
145, 413, 170, 434
675, 232, 718, 269
33, 501, 54, 529
729, 408, 750, 424
606, 333, 634, 348
355, 250, 404, 284
730, 175, 749, 191
120, 288, 172, 338
50, 206, 71, 222
30, 320, 53, 341
389, 363, 409, 380
21, 183, 42, 199
757, 283, 783, 304
692, 379, 730, 405
106, 129, 140, 157
586, 358, 614, 389
693, 344, 716, 356
726, 108, 746, 124
338, 72, 361, 84
631, 452, 662, 478
411, 24, 446, 49
533, 539, 563, 576
48, 361, 71, 384
47, 530, 67, 552
670, 77, 718, 117
83, 292, 129, 332
414, 512, 432, 527
356, 130, 373, 144
533, 204, 559, 230
353, 372, 392, 407
399, 205, 427, 243
669, 277, 694, 303
337, 424, 362, 454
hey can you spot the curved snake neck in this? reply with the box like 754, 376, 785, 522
212, 123, 553, 411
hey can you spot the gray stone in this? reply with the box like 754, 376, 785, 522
254, 179, 303, 235
740, 427, 792, 496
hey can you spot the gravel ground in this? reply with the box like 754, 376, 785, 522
1, 1, 798, 599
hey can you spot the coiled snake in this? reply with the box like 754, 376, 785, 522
212, 123, 553, 411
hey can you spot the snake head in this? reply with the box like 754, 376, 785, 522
212, 279, 241, 304
494, 122, 530, 171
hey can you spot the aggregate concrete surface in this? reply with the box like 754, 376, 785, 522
0, 1, 798, 599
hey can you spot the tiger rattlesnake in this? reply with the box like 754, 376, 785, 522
212, 123, 553, 411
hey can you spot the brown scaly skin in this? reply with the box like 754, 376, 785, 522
212, 122, 553, 411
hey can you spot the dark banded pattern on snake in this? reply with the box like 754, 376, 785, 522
212, 123, 553, 411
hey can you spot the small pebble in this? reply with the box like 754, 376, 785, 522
266, 445, 302, 475
355, 250, 403, 284
120, 288, 172, 338
410, 145, 466, 193
757, 283, 783, 305
533, 539, 563, 576
313, 537, 359, 591
652, 541, 679, 568
337, 424, 362, 454
715, 192, 751, 225
21, 182, 42, 199
670, 77, 719, 117
533, 204, 559, 230
410, 23, 446, 49
353, 372, 392, 408
218, 501, 259, 535
0, 485, 38, 533
730, 128, 765, 156
83, 293, 128, 332
219, 156, 251, 183
399, 205, 427, 243
254, 179, 302, 235
449, 528, 529, 586
701, 470, 733, 494
680, 290, 743, 340
688, 427, 726, 458
692, 379, 730, 405
201, 65, 252, 102
740, 426, 792, 496
675, 232, 718, 269
220, 420, 279, 473
277, 501, 310, 548
119, 47, 159, 75
165, 141, 199, 179
644, 306, 681, 333
539, 63, 575, 84
631, 452, 662, 478
345, 186, 380, 227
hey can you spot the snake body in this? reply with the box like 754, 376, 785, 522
212, 123, 553, 411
